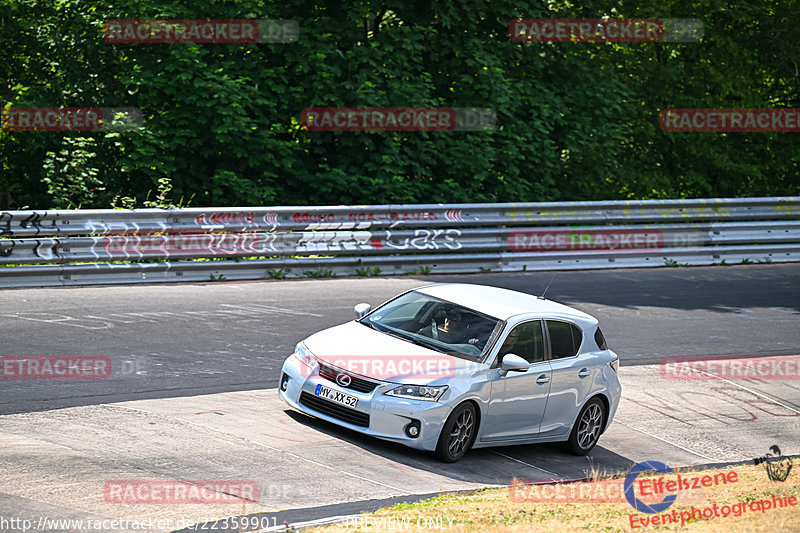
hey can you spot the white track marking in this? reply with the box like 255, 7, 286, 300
253, 441, 412, 494
107, 404, 412, 495
491, 451, 559, 477
695, 369, 800, 414
612, 420, 719, 462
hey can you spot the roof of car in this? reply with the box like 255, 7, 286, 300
415, 283, 596, 323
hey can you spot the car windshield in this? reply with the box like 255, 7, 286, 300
360, 290, 504, 361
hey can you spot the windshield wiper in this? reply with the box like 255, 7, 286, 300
382, 328, 421, 344
359, 320, 386, 332
365, 323, 462, 356
398, 333, 456, 355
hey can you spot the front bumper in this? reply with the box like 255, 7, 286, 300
278, 354, 452, 452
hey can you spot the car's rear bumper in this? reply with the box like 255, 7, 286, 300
603, 362, 622, 432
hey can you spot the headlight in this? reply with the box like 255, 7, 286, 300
385, 385, 448, 402
293, 342, 317, 370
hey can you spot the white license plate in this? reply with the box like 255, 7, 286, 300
315, 384, 358, 409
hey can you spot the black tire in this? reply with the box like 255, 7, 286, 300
434, 403, 477, 462
565, 397, 606, 456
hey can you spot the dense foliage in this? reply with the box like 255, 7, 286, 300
1, 0, 798, 209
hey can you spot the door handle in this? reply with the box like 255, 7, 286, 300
578, 368, 591, 378
536, 375, 550, 385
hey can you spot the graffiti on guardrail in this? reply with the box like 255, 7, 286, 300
0, 198, 797, 285
0, 212, 11, 235
293, 210, 440, 226
31, 240, 60, 260
776, 204, 800, 215
294, 212, 335, 224
195, 211, 256, 225
620, 205, 731, 218
83, 220, 167, 235
20, 212, 44, 234
296, 231, 373, 252
0, 239, 61, 259
293, 229, 463, 252
0, 211, 60, 236
99, 233, 277, 258
193, 211, 280, 230
506, 208, 582, 220
384, 229, 462, 250
0, 240, 14, 257
506, 206, 734, 221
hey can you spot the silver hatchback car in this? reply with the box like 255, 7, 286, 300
279, 283, 621, 462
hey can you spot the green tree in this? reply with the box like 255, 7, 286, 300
1, 0, 797, 209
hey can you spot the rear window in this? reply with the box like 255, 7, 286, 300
594, 327, 608, 350
546, 320, 582, 359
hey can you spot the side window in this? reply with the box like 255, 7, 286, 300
594, 327, 608, 350
546, 320, 582, 359
497, 321, 544, 364
570, 324, 582, 353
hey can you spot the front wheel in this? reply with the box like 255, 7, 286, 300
434, 403, 477, 462
566, 398, 605, 455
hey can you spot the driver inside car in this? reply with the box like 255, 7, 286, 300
417, 310, 482, 348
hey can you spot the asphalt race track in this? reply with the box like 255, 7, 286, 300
1, 264, 799, 532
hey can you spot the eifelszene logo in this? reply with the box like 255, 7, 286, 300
754, 445, 793, 482
624, 461, 678, 514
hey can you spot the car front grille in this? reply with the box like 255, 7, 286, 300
299, 391, 370, 427
318, 362, 379, 393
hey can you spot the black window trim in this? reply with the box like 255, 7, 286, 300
544, 319, 584, 361
489, 319, 547, 368
594, 326, 608, 351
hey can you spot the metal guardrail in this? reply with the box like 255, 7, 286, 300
1, 197, 799, 287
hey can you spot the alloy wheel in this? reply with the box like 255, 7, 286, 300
576, 402, 603, 450
447, 407, 474, 456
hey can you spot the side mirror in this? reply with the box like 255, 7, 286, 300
353, 303, 371, 319
499, 354, 530, 376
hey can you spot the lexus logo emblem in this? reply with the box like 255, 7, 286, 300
336, 373, 352, 387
